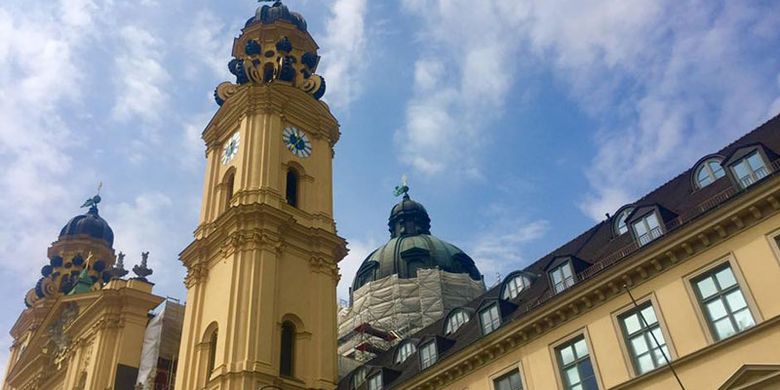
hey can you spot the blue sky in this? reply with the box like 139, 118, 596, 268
1, 0, 779, 374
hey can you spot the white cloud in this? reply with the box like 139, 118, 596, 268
337, 237, 377, 302
397, 0, 525, 177
319, 0, 368, 110
183, 10, 232, 80
0, 0, 101, 382
111, 25, 170, 129
470, 219, 549, 288
108, 192, 185, 292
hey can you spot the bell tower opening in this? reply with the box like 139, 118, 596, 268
224, 169, 235, 210
280, 321, 296, 377
286, 168, 299, 208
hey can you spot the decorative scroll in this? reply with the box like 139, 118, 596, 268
215, 35, 327, 106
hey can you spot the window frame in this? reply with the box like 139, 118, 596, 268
394, 341, 417, 364
615, 299, 674, 376
479, 303, 502, 335
350, 367, 367, 390
502, 273, 531, 300
683, 256, 762, 344
613, 206, 635, 236
549, 260, 576, 294
491, 367, 524, 390
632, 211, 664, 246
367, 372, 383, 390
693, 158, 726, 189
419, 340, 437, 370
550, 331, 602, 390
691, 263, 756, 341
444, 309, 470, 335
729, 151, 770, 189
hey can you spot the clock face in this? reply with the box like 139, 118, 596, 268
222, 132, 240, 165
282, 127, 312, 158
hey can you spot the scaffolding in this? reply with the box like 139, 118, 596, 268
337, 268, 484, 370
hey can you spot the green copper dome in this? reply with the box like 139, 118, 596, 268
351, 194, 482, 295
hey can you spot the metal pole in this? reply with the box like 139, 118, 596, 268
624, 284, 686, 390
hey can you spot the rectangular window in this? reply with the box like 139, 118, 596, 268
732, 152, 769, 188
367, 373, 382, 390
633, 212, 663, 246
480, 304, 501, 335
619, 303, 670, 375
556, 336, 599, 390
692, 264, 755, 341
419, 341, 437, 369
550, 262, 576, 294
493, 369, 524, 390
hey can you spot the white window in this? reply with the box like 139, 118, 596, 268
502, 274, 530, 300
480, 304, 501, 335
419, 341, 437, 369
351, 367, 367, 389
619, 303, 670, 375
633, 212, 663, 246
550, 262, 575, 294
394, 341, 416, 364
614, 207, 635, 235
445, 310, 470, 335
556, 336, 598, 390
695, 159, 725, 189
693, 264, 755, 341
367, 373, 382, 390
731, 152, 769, 188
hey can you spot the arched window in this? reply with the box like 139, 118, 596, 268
394, 341, 416, 364
280, 321, 295, 377
501, 273, 531, 300
445, 309, 470, 335
224, 171, 235, 209
695, 158, 725, 189
207, 330, 218, 379
614, 207, 635, 236
350, 367, 367, 390
286, 169, 299, 208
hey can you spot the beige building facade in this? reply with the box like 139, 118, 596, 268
339, 120, 780, 390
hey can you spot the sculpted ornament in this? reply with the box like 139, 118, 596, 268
215, 34, 326, 106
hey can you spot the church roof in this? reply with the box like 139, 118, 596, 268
59, 198, 114, 246
338, 114, 780, 389
350, 193, 482, 298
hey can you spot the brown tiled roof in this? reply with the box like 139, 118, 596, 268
338, 113, 780, 390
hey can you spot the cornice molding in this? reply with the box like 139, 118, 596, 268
403, 178, 780, 389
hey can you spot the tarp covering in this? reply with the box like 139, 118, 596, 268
135, 300, 185, 390
337, 269, 484, 363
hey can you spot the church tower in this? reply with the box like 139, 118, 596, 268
176, 2, 347, 389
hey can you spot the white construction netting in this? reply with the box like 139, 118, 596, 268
337, 268, 485, 361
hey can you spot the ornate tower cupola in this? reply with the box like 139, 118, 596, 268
24, 194, 119, 307
177, 2, 347, 389
214, 0, 327, 107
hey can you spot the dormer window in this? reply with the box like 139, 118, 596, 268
632, 212, 663, 246
731, 152, 769, 188
479, 304, 501, 335
367, 373, 383, 390
419, 341, 437, 369
394, 341, 416, 364
445, 309, 470, 335
695, 158, 725, 189
614, 207, 635, 235
502, 273, 531, 300
350, 367, 367, 390
550, 261, 575, 294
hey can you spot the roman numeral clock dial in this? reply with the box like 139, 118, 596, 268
282, 127, 312, 158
